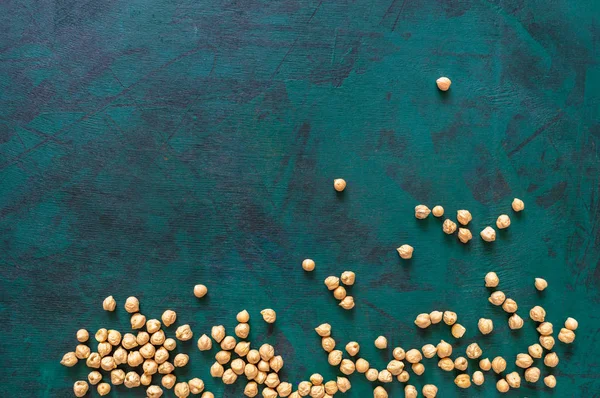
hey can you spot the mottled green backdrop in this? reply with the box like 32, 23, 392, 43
1, 0, 599, 396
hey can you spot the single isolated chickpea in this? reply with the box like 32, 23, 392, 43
197, 334, 212, 351
544, 375, 557, 388
235, 323, 250, 339
387, 359, 405, 375
338, 377, 352, 394
544, 352, 559, 367
508, 313, 524, 329
373, 386, 388, 398
491, 356, 506, 374
355, 358, 369, 373
565, 317, 578, 330
340, 271, 356, 285
131, 313, 146, 330
73, 381, 89, 397
438, 358, 454, 371
333, 178, 346, 192
322, 337, 336, 352
405, 349, 422, 363
524, 367, 540, 383
502, 298, 518, 313
437, 340, 452, 358
339, 296, 355, 310
443, 311, 457, 325
333, 286, 346, 300
496, 214, 511, 229
512, 198, 524, 212
422, 384, 438, 398
480, 226, 496, 242
436, 76, 451, 91
124, 296, 140, 313
393, 347, 406, 360
454, 357, 468, 371
539, 335, 556, 350
397, 244, 414, 260
496, 379, 509, 393
535, 277, 548, 291
97, 382, 111, 396
528, 343, 543, 358
345, 341, 360, 356
88, 371, 102, 385
175, 324, 193, 341
451, 323, 466, 338
479, 358, 491, 371
442, 219, 457, 234
302, 259, 315, 272
414, 313, 431, 328
478, 318, 493, 335
324, 276, 340, 290
378, 369, 393, 383
315, 323, 331, 337
430, 310, 443, 324
411, 363, 425, 376
537, 322, 553, 336
60, 352, 78, 367
506, 371, 521, 388
558, 327, 576, 344
76, 329, 89, 343
466, 343, 482, 359
454, 374, 471, 389
405, 385, 418, 398
515, 353, 533, 368
366, 368, 379, 381
103, 295, 116, 311
472, 371, 484, 385
415, 205, 431, 219
530, 305, 546, 322
489, 291, 506, 305
432, 205, 444, 217
485, 272, 499, 287
162, 373, 177, 389
374, 336, 388, 349
458, 228, 473, 243
457, 210, 472, 225
422, 344, 437, 358
194, 284, 208, 298
188, 378, 204, 395
174, 382, 190, 398
340, 359, 356, 375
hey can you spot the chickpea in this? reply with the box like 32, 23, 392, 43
506, 371, 521, 388
277, 382, 292, 397
422, 384, 438, 398
485, 272, 499, 287
496, 214, 511, 229
443, 311, 457, 325
524, 367, 540, 383
472, 371, 484, 385
491, 356, 506, 374
411, 363, 425, 375
496, 379, 509, 393
73, 381, 89, 397
415, 205, 431, 219
137, 331, 150, 345
97, 342, 112, 357
537, 322, 553, 336
328, 350, 342, 366
264, 372, 279, 388
539, 335, 555, 350
378, 369, 392, 383
466, 343, 482, 359
298, 381, 312, 395
244, 381, 258, 397
508, 313, 524, 329
100, 356, 116, 371
544, 375, 557, 388
147, 385, 163, 398
479, 358, 491, 371
76, 329, 89, 343
436, 76, 451, 91
122, 333, 138, 350
88, 371, 102, 385
193, 284, 208, 298
355, 358, 369, 373
260, 309, 276, 324
235, 323, 250, 339
340, 271, 356, 285
97, 382, 111, 396
512, 198, 524, 212
478, 318, 493, 335
515, 353, 533, 368
315, 323, 331, 337
535, 277, 548, 291
451, 323, 466, 338
124, 371, 141, 388
324, 276, 339, 290
197, 334, 212, 351
530, 305, 546, 322
544, 352, 559, 367
558, 327, 576, 343
405, 385, 417, 398
210, 362, 224, 377
131, 313, 146, 330
174, 382, 190, 398
443, 219, 457, 234
220, 335, 236, 351
393, 347, 406, 360
111, 369, 125, 385
103, 296, 116, 311
398, 370, 410, 382
528, 343, 543, 358
164, 338, 176, 351
263, 387, 277, 398
387, 359, 404, 375
60, 352, 78, 367
366, 369, 379, 381
257, 360, 269, 372
235, 341, 251, 357
158, 362, 174, 375
397, 244, 414, 259
127, 351, 143, 367
302, 259, 315, 272
422, 344, 437, 358
333, 178, 347, 192
480, 226, 496, 242
405, 349, 422, 363
454, 357, 468, 371
162, 374, 176, 389
175, 324, 193, 341
188, 378, 205, 394
458, 228, 473, 243
373, 386, 388, 398
454, 374, 471, 389
333, 286, 346, 300
310, 374, 323, 385
340, 359, 355, 375
429, 310, 443, 324
95, 328, 108, 343
489, 291, 506, 306
345, 341, 360, 356
259, 344, 275, 361
336, 377, 351, 393
173, 353, 189, 367
339, 296, 355, 310
247, 349, 260, 364
414, 313, 431, 328
124, 296, 139, 313
502, 298, 518, 313
324, 380, 338, 395
565, 317, 578, 330
438, 357, 454, 371
211, 325, 226, 343
457, 210, 472, 225
321, 337, 335, 352
143, 359, 158, 375
140, 343, 156, 359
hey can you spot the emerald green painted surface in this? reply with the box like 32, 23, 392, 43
1, 0, 599, 396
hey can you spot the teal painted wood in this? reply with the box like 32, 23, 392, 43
1, 0, 599, 396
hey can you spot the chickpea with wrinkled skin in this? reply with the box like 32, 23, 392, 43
414, 313, 431, 328
387, 359, 405, 375
244, 382, 258, 397
235, 323, 250, 339
339, 296, 355, 310
405, 385, 417, 398
176, 324, 193, 341
173, 353, 189, 367
405, 349, 422, 363
76, 329, 89, 343
137, 331, 150, 345
124, 372, 141, 388
97, 382, 111, 396
378, 369, 393, 383
311, 374, 323, 385
125, 296, 140, 313
324, 380, 338, 395
95, 328, 108, 343
496, 214, 511, 229
60, 352, 78, 367
298, 381, 312, 395
174, 382, 190, 398
455, 374, 471, 389
492, 356, 506, 374
458, 228, 473, 243
140, 343, 156, 359
485, 272, 499, 287
512, 198, 524, 212
544, 352, 559, 367
143, 359, 158, 375
479, 358, 491, 371
188, 379, 204, 395
397, 245, 414, 259
508, 313, 524, 329
328, 350, 342, 366
528, 343, 543, 358
436, 76, 451, 91
506, 372, 521, 388
478, 318, 493, 335
345, 341, 360, 356
107, 329, 121, 346
438, 358, 454, 371
454, 357, 468, 371
366, 369, 379, 381
100, 356, 117, 371
103, 296, 116, 311
422, 344, 437, 358
158, 362, 175, 375
516, 353, 533, 368
88, 371, 102, 385
537, 322, 553, 336
264, 372, 280, 388
122, 333, 138, 350
472, 371, 484, 385
324, 277, 339, 290
235, 341, 251, 357
73, 381, 89, 397
443, 219, 457, 234
322, 337, 336, 352
197, 334, 212, 351
415, 205, 431, 219
340, 359, 355, 375
466, 343, 482, 359
263, 387, 277, 398
146, 385, 163, 398
340, 271, 356, 286
147, 319, 161, 334
131, 313, 146, 329
535, 277, 548, 291
430, 311, 443, 324
334, 179, 346, 192
489, 291, 506, 305
210, 362, 224, 377
443, 311, 457, 325
277, 382, 292, 397
163, 374, 177, 389
164, 338, 176, 351
539, 335, 556, 350
502, 298, 518, 313
457, 210, 472, 225
524, 367, 540, 383
565, 317, 578, 330
411, 363, 425, 376
544, 375, 557, 388
194, 284, 208, 298
211, 325, 226, 343
422, 384, 438, 398
480, 226, 496, 242
496, 379, 509, 393
127, 351, 143, 367
530, 305, 546, 322
559, 327, 576, 343
111, 369, 125, 385
259, 344, 275, 361
97, 342, 112, 357
302, 259, 315, 272
393, 347, 406, 360
269, 355, 283, 372
451, 323, 466, 338
220, 335, 236, 350
333, 286, 346, 300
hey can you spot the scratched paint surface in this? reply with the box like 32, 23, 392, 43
1, 0, 599, 396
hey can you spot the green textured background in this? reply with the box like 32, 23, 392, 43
1, 0, 599, 396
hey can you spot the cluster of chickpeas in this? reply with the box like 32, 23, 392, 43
398, 198, 525, 256
61, 292, 211, 398
303, 259, 356, 310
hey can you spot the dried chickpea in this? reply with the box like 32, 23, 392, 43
496, 214, 511, 229
478, 318, 493, 335
558, 327, 576, 343
333, 179, 346, 192
544, 375, 557, 388
411, 363, 425, 375
454, 357, 468, 371
508, 313, 524, 329
485, 272, 499, 287
466, 343, 482, 359
492, 356, 506, 374
121, 333, 137, 350
322, 337, 335, 352
480, 226, 496, 242
201, 393, 214, 398
393, 347, 406, 360
512, 198, 524, 212
309, 385, 324, 398
502, 298, 518, 313
436, 76, 451, 91
479, 358, 491, 371
535, 277, 548, 291
422, 344, 437, 358
302, 259, 315, 272
373, 336, 386, 349
277, 382, 292, 397
174, 382, 190, 398
397, 370, 410, 382
173, 353, 189, 367
140, 343, 156, 359
405, 385, 417, 398
245, 363, 259, 379
60, 352, 78, 367
524, 367, 540, 382
457, 210, 472, 225
340, 359, 355, 375
333, 286, 346, 300
489, 291, 506, 305
336, 377, 351, 393
340, 271, 356, 285
76, 329, 89, 343
88, 371, 102, 385
339, 296, 355, 309
127, 351, 143, 367
458, 228, 472, 243
151, 331, 166, 346
443, 219, 457, 234
158, 362, 174, 375
193, 284, 208, 298
235, 323, 250, 339
197, 334, 212, 351
496, 379, 509, 393
373, 386, 388, 398
103, 296, 116, 311
220, 335, 236, 350
365, 369, 379, 381
324, 276, 339, 290
324, 380, 338, 395
162, 374, 176, 389
176, 324, 193, 341
100, 356, 117, 371
95, 328, 108, 342
378, 369, 393, 383
210, 362, 224, 377
215, 350, 231, 365
235, 341, 251, 357
259, 344, 275, 361
211, 325, 226, 343
345, 341, 360, 356
97, 382, 111, 396
506, 372, 521, 388
163, 338, 176, 351
387, 359, 404, 375
537, 322, 553, 336
415, 205, 431, 219
299, 381, 312, 394
264, 372, 279, 388
97, 342, 112, 357
260, 309, 276, 324
430, 310, 443, 324
143, 359, 158, 375
438, 358, 454, 371
455, 374, 471, 389
530, 306, 546, 322
111, 369, 125, 385
131, 313, 146, 329
244, 382, 258, 397
539, 335, 555, 350
247, 349, 260, 364
328, 350, 342, 366
472, 371, 484, 385
124, 296, 139, 313
147, 385, 163, 398
565, 317, 578, 330
516, 353, 533, 368
397, 244, 414, 259
544, 352, 559, 367
432, 205, 444, 217
356, 358, 369, 373
137, 331, 150, 345
189, 378, 204, 394
422, 384, 438, 397
528, 343, 543, 358
111, 351, 126, 367
451, 323, 466, 338
73, 381, 89, 397
315, 323, 331, 337
269, 355, 283, 372
263, 387, 277, 398
443, 311, 457, 325
414, 313, 431, 328
405, 349, 422, 363
124, 372, 141, 388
